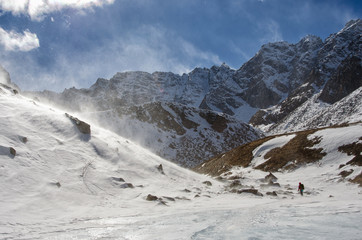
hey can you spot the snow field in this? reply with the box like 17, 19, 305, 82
1, 87, 362, 239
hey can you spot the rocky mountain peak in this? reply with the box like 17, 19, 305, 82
340, 19, 361, 34
232, 33, 323, 109
250, 19, 362, 132
296, 35, 323, 52
210, 62, 232, 72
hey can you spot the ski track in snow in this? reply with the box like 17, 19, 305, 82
0, 87, 362, 239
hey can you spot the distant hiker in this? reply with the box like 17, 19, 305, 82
298, 182, 304, 196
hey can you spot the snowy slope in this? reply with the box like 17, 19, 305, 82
264, 87, 362, 134
0, 83, 225, 238
1, 85, 362, 239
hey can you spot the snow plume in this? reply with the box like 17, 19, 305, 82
0, 65, 10, 85
258, 20, 283, 44
0, 0, 115, 21
0, 28, 39, 52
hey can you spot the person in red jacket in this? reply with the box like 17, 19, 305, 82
298, 182, 304, 196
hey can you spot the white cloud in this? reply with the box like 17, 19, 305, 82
0, 27, 39, 51
0, 0, 115, 21
0, 0, 28, 15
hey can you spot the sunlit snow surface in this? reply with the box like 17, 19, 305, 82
0, 87, 361, 240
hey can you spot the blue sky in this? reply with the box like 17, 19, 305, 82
0, 0, 361, 92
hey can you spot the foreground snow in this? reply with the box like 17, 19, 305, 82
0, 88, 361, 239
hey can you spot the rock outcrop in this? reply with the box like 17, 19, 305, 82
65, 113, 91, 135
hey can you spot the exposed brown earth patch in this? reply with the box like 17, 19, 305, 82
193, 136, 275, 176
350, 172, 362, 186
338, 137, 362, 166
194, 124, 358, 177
256, 130, 326, 172
339, 169, 354, 178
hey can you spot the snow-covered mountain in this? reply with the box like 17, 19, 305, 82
22, 19, 361, 167
250, 19, 362, 132
1, 82, 362, 239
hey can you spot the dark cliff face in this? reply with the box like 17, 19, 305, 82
318, 56, 362, 104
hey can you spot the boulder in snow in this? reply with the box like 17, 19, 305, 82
202, 181, 212, 186
157, 164, 165, 175
237, 188, 263, 196
9, 147, 16, 156
65, 113, 91, 135
146, 194, 158, 201
120, 183, 134, 189
266, 191, 278, 196
264, 172, 278, 182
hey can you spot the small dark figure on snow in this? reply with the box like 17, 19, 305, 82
298, 182, 304, 196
